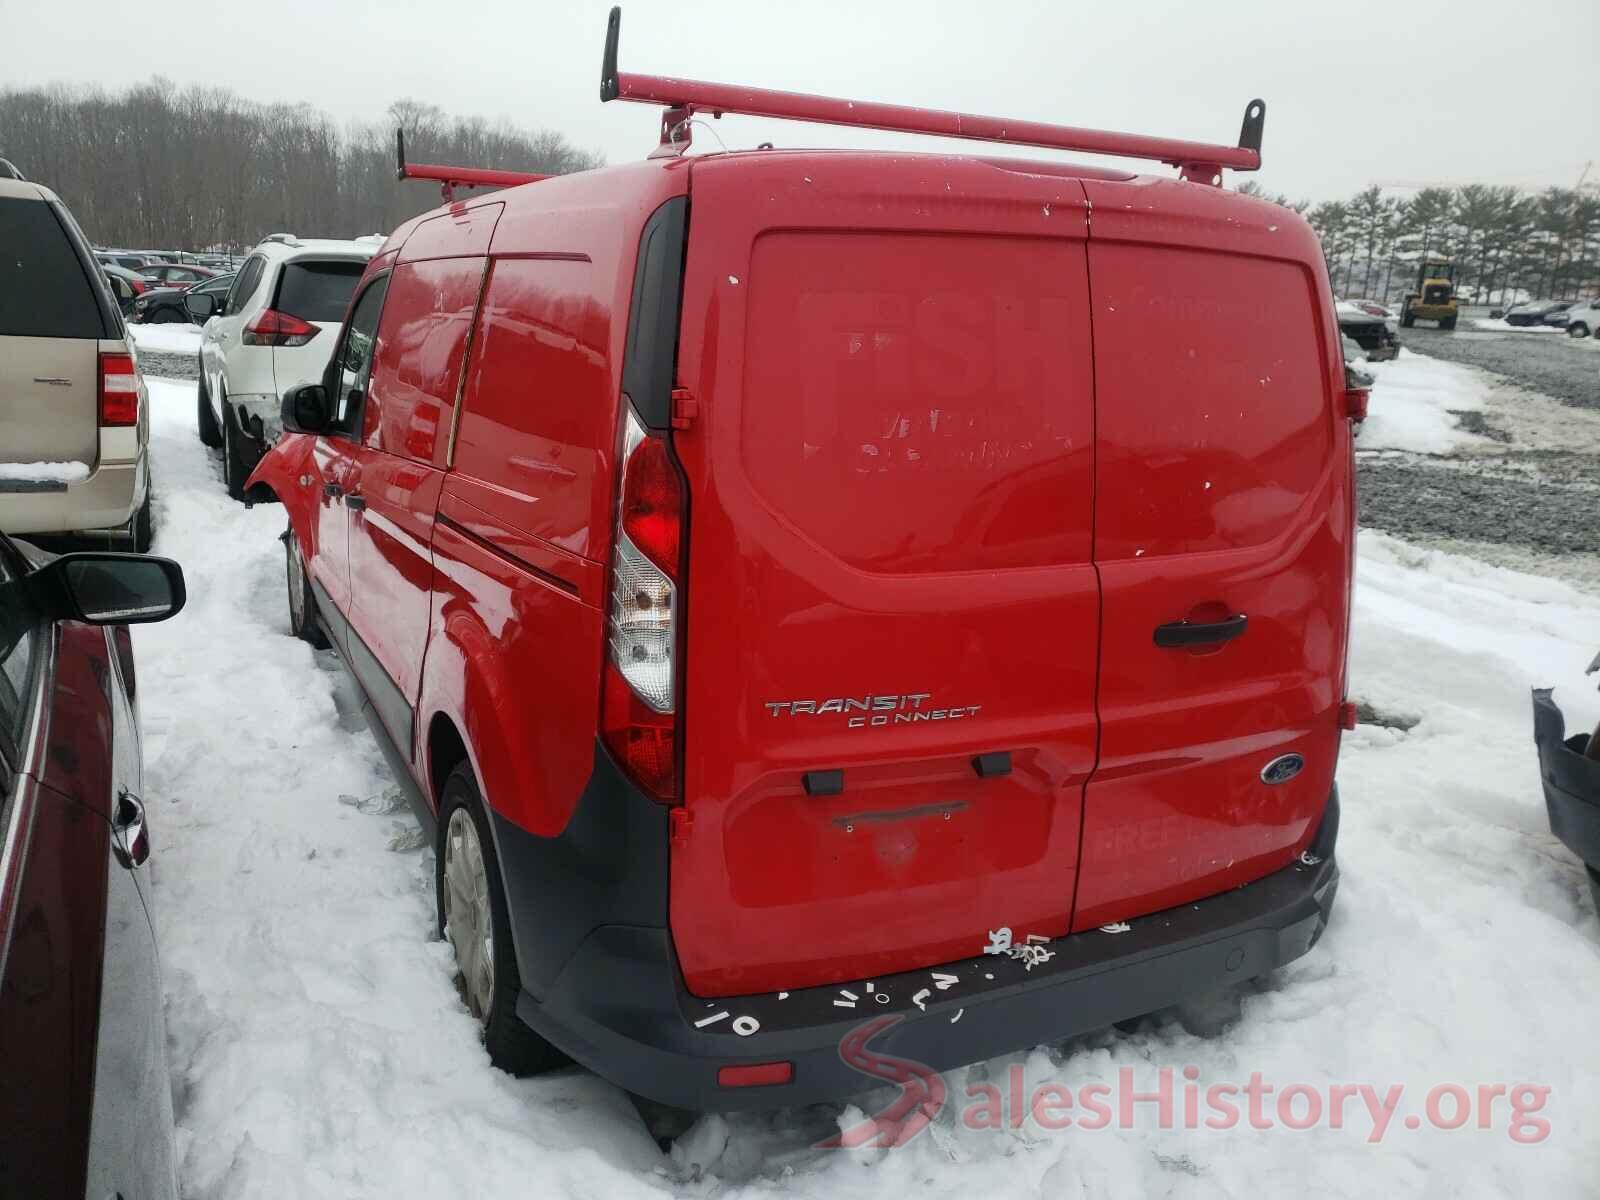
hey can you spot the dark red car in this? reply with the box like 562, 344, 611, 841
249, 10, 1353, 1117
0, 535, 186, 1197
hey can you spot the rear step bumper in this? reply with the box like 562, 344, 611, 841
502, 754, 1340, 1113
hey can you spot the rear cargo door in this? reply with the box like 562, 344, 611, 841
670, 155, 1100, 998
0, 195, 106, 472
1073, 178, 1353, 931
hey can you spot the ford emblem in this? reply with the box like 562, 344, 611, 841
1260, 753, 1305, 785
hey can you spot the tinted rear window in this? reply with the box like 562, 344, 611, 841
274, 260, 365, 323
0, 197, 103, 338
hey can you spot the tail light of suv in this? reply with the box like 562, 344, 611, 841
98, 351, 139, 426
602, 408, 684, 801
242, 309, 319, 347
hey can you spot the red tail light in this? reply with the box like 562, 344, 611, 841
602, 409, 685, 802
98, 352, 139, 426
243, 308, 319, 347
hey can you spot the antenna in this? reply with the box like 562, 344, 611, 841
394, 128, 550, 203
598, 6, 1262, 181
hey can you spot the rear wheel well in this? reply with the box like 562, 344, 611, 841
427, 714, 472, 806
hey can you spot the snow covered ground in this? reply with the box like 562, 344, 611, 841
1356, 348, 1493, 454
132, 371, 1600, 1198
129, 322, 205, 355
1470, 318, 1563, 334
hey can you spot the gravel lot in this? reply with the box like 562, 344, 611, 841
138, 347, 201, 380
1359, 322, 1600, 587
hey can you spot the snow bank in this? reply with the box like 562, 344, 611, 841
0, 460, 89, 483
133, 374, 1599, 1197
129, 322, 205, 354
1358, 349, 1492, 454
1471, 319, 1563, 333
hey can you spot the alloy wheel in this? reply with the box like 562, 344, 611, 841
443, 807, 496, 1021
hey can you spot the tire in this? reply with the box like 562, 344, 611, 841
436, 763, 567, 1076
284, 525, 329, 648
1569, 322, 1590, 339
150, 308, 183, 324
1440, 316, 1457, 331
219, 396, 248, 502
1400, 310, 1415, 328
197, 362, 222, 448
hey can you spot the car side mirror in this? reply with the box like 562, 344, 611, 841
281, 383, 331, 435
185, 291, 219, 322
26, 553, 186, 626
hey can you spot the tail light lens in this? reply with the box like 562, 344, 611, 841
602, 409, 684, 801
98, 352, 139, 426
243, 308, 319, 347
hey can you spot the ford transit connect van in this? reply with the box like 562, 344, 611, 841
248, 9, 1358, 1115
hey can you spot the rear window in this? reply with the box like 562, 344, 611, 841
273, 259, 365, 323
0, 197, 104, 339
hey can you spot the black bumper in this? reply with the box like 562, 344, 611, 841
496, 758, 1341, 1113
1531, 689, 1600, 909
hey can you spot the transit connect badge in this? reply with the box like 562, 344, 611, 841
764, 693, 982, 729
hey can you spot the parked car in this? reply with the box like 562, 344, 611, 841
1504, 300, 1569, 326
249, 65, 1352, 1117
191, 235, 375, 499
96, 250, 161, 273
1562, 299, 1599, 338
1541, 301, 1578, 327
0, 533, 187, 1198
139, 262, 218, 289
1344, 297, 1395, 321
133, 271, 234, 325
1342, 334, 1376, 388
102, 263, 155, 317
1336, 300, 1399, 360
1, 176, 154, 550
1532, 659, 1600, 913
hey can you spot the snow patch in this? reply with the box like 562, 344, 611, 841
129, 322, 205, 354
0, 460, 89, 483
1357, 349, 1493, 454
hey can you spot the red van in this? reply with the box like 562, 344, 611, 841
249, 12, 1356, 1115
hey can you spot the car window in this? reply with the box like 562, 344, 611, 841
0, 197, 103, 338
225, 256, 265, 316
199, 276, 233, 295
0, 550, 38, 766
332, 275, 390, 436
275, 260, 366, 324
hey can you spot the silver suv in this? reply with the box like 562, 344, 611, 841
0, 175, 152, 549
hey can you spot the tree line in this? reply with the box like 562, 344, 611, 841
1240, 179, 1600, 306
0, 81, 603, 255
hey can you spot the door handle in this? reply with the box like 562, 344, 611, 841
345, 494, 367, 511
112, 789, 149, 870
1153, 614, 1248, 648
323, 481, 343, 499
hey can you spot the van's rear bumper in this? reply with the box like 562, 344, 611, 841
500, 758, 1340, 1113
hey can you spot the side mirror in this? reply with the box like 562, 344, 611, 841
27, 553, 186, 626
184, 291, 219, 322
281, 383, 331, 434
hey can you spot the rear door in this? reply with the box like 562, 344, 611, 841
0, 193, 107, 474
1072, 178, 1352, 931
670, 154, 1101, 997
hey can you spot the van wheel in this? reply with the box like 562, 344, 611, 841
197, 364, 222, 448
436, 763, 568, 1076
220, 398, 248, 502
284, 526, 328, 648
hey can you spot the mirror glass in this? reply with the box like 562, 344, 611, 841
64, 558, 182, 624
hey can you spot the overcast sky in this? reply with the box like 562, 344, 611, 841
4, 0, 1595, 202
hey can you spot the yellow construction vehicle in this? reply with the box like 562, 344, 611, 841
1400, 259, 1458, 330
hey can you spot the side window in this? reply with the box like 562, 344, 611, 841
225, 256, 264, 316
331, 275, 390, 437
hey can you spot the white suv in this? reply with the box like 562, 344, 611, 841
191, 235, 376, 499
1563, 298, 1599, 339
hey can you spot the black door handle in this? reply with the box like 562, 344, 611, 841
323, 481, 342, 499
1154, 614, 1248, 648
346, 494, 367, 511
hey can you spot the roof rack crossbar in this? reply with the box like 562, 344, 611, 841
395, 129, 549, 202
599, 7, 1262, 176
